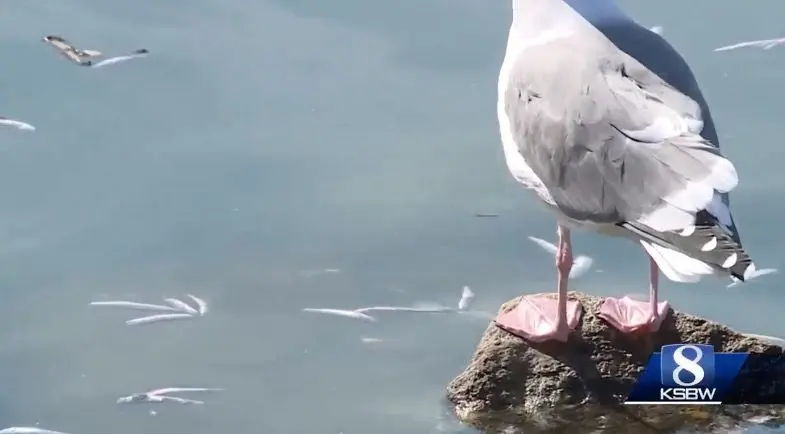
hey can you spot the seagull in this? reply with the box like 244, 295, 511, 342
493, 0, 758, 343
125, 313, 194, 326
714, 37, 785, 52
0, 117, 35, 131
116, 387, 223, 404
527, 236, 594, 279
0, 428, 71, 434
649, 26, 663, 35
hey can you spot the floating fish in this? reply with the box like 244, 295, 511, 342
714, 37, 785, 52
458, 286, 474, 311
117, 387, 223, 404
527, 236, 594, 279
0, 428, 72, 434
356, 286, 474, 314
0, 117, 35, 131
301, 308, 377, 322
727, 267, 778, 288
474, 212, 499, 218
355, 305, 452, 313
89, 300, 179, 313
304, 286, 477, 322
163, 297, 199, 315
88, 49, 149, 68
186, 294, 208, 316
125, 313, 194, 326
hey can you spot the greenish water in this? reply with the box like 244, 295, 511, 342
1, 0, 783, 433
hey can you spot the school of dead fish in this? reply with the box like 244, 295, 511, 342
89, 294, 208, 325
4, 20, 785, 434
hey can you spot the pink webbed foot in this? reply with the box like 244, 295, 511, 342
598, 296, 670, 333
495, 293, 582, 343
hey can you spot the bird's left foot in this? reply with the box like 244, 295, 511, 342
598, 296, 670, 333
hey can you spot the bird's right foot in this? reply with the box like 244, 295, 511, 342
494, 293, 582, 342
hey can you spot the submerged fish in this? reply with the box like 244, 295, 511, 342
0, 428, 72, 434
301, 308, 377, 322
125, 313, 194, 326
88, 49, 149, 68
117, 387, 223, 404
458, 286, 474, 311
186, 294, 208, 315
714, 37, 785, 52
527, 236, 594, 279
304, 286, 479, 322
727, 267, 778, 288
355, 305, 452, 313
163, 298, 199, 315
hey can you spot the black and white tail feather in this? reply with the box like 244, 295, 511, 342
621, 209, 755, 283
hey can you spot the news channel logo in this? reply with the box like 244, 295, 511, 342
625, 344, 748, 405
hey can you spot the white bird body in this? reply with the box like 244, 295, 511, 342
89, 300, 179, 313
0, 428, 71, 434
186, 294, 209, 315
117, 387, 223, 404
125, 313, 194, 326
163, 298, 199, 315
0, 117, 35, 131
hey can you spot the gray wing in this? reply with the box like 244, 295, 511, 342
504, 32, 735, 233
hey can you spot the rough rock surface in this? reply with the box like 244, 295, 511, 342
446, 291, 785, 434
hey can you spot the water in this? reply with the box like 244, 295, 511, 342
0, 0, 783, 433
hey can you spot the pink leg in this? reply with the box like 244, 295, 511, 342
495, 224, 582, 342
598, 254, 671, 333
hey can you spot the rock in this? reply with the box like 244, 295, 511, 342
445, 291, 785, 433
